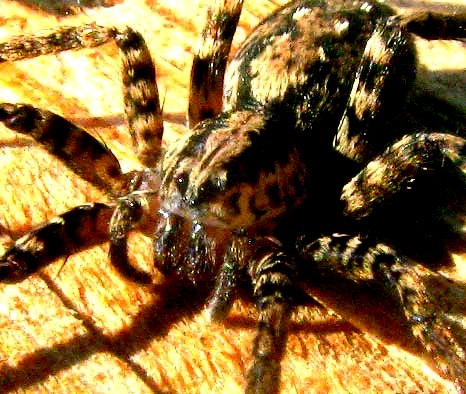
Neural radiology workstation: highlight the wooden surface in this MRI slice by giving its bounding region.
[0,0,464,393]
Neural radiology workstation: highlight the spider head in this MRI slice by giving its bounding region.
[159,110,307,229]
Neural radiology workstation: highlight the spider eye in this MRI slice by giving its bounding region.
[190,173,227,208]
[176,172,190,195]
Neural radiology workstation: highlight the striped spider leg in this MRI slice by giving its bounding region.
[0,23,166,284]
[0,0,241,286]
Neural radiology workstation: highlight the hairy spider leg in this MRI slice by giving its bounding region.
[0,103,127,195]
[207,234,250,322]
[113,27,164,167]
[0,23,164,167]
[246,237,296,394]
[0,101,160,282]
[0,23,167,283]
[0,203,113,283]
[296,233,466,387]
[188,0,244,128]
[206,234,298,393]
[342,133,466,219]
[341,132,466,262]
[0,24,115,62]
[109,188,156,284]
[334,15,415,163]
[207,235,298,394]
[202,233,298,393]
[335,10,466,163]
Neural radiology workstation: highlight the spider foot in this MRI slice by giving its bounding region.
[0,247,41,284]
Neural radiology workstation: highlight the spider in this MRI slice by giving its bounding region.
[0,0,465,392]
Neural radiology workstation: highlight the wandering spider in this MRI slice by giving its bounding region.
[0,0,465,392]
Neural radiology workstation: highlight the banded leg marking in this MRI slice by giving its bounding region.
[207,234,249,322]
[247,238,296,394]
[114,28,164,167]
[188,0,244,127]
[335,11,466,163]
[0,103,127,195]
[0,24,164,167]
[342,132,466,219]
[0,24,115,62]
[0,203,113,283]
[335,17,415,163]
[296,233,466,386]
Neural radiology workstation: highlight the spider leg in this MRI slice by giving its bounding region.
[0,203,113,283]
[113,27,164,167]
[246,237,296,394]
[188,0,244,128]
[297,233,466,387]
[334,16,416,163]
[0,24,164,167]
[342,132,466,263]
[402,11,466,40]
[0,24,115,62]
[342,132,466,220]
[207,234,249,322]
[109,192,153,284]
[0,103,127,195]
[335,11,466,163]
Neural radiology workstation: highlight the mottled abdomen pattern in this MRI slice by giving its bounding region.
[224,0,414,158]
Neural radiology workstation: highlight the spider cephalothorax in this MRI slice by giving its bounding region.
[0,0,465,392]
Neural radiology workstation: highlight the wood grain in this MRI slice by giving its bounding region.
[0,0,464,392]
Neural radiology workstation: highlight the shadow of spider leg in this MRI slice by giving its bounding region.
[0,23,165,284]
